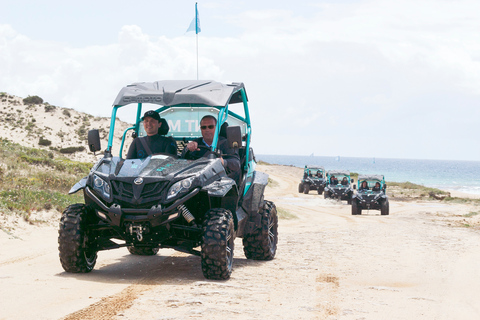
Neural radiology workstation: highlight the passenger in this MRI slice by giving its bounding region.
[126,110,177,159]
[359,181,369,191]
[184,115,240,180]
[341,177,349,186]
[372,182,381,192]
[316,171,322,177]
[330,175,338,185]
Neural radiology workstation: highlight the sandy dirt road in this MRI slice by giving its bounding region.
[1,164,480,319]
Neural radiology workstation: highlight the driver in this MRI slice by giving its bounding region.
[126,110,177,159]
[341,177,349,185]
[184,115,240,179]
[360,181,369,191]
[330,175,338,185]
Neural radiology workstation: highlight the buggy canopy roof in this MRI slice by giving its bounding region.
[327,170,350,175]
[112,80,247,107]
[305,165,324,170]
[358,174,384,181]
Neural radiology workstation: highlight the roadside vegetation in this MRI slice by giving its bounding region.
[0,138,91,223]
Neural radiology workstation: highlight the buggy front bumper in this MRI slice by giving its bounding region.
[85,186,200,227]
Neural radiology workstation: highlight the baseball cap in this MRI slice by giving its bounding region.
[142,110,161,122]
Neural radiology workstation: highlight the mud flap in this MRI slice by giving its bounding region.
[240,171,268,235]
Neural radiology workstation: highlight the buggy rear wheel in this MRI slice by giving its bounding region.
[317,187,324,195]
[201,208,235,280]
[243,200,278,260]
[58,204,98,273]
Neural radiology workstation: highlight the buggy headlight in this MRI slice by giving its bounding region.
[167,177,194,200]
[93,174,111,199]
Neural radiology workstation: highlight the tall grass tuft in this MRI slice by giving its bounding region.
[0,138,90,221]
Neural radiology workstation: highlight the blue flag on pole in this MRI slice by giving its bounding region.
[186,3,201,34]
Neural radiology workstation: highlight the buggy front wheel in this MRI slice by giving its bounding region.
[381,200,390,215]
[303,184,310,194]
[201,208,235,280]
[58,204,98,273]
[298,183,304,193]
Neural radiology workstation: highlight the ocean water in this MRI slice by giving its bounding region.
[256,154,480,195]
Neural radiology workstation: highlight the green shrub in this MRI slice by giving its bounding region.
[38,137,52,146]
[59,146,85,154]
[44,105,55,112]
[23,95,43,105]
[63,109,71,117]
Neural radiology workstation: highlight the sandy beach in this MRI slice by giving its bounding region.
[1,163,480,319]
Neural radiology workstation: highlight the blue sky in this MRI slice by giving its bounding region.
[1,0,479,161]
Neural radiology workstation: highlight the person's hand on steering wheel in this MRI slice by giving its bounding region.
[183,141,224,164]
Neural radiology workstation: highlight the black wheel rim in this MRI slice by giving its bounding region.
[267,214,277,254]
[226,223,234,270]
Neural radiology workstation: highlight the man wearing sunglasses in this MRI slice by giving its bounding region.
[126,110,177,159]
[184,115,240,179]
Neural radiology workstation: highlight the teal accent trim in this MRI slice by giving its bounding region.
[120,126,135,158]
[240,88,252,172]
[107,106,119,152]
[135,103,142,134]
[213,107,229,150]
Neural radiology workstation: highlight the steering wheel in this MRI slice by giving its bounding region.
[182,145,219,160]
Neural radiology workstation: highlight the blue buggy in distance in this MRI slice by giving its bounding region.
[351,174,389,215]
[298,165,326,194]
[324,170,354,203]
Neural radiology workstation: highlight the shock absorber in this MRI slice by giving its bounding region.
[178,204,195,224]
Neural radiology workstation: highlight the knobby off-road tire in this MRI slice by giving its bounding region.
[324,191,330,199]
[298,183,304,193]
[58,204,98,273]
[201,208,235,280]
[303,184,310,194]
[352,201,361,215]
[381,200,390,215]
[127,246,159,255]
[317,187,324,195]
[243,200,278,261]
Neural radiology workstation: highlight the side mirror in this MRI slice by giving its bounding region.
[383,184,387,190]
[353,185,356,190]
[226,126,242,149]
[88,129,101,153]
[351,179,354,183]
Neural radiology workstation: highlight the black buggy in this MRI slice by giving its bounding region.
[324,170,354,203]
[298,165,326,194]
[58,80,278,280]
[351,174,389,215]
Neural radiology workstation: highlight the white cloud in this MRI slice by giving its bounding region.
[1,0,480,160]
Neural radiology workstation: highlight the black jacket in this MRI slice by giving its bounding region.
[185,137,240,176]
[126,134,177,159]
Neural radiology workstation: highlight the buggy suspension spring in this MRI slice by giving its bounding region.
[178,204,195,223]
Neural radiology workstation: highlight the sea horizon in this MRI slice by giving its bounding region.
[256,154,480,195]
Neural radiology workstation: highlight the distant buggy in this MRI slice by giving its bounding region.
[298,165,326,194]
[324,170,354,203]
[351,174,389,215]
